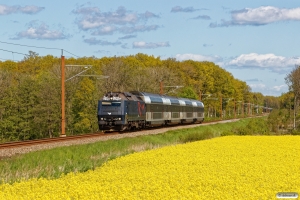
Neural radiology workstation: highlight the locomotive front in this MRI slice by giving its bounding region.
[97,92,126,131]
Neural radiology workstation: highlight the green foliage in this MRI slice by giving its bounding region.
[179,128,214,143]
[33,71,61,138]
[72,78,97,134]
[267,109,290,133]
[178,86,198,99]
[0,52,280,142]
[279,92,294,110]
[234,118,270,135]
[290,129,300,135]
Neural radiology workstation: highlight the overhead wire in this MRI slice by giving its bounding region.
[0,48,29,56]
[63,49,79,58]
[0,57,19,62]
[0,41,60,50]
[0,40,80,58]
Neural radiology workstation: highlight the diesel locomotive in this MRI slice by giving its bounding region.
[97,91,204,132]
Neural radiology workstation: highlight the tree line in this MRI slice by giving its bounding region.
[268,65,300,134]
[0,52,280,142]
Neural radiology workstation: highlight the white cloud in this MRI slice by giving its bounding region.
[248,83,287,96]
[119,25,159,34]
[192,15,211,20]
[133,41,170,49]
[14,22,68,40]
[245,78,260,82]
[79,19,106,30]
[84,37,121,46]
[175,53,223,63]
[249,83,266,89]
[74,6,138,30]
[119,35,137,40]
[227,53,300,73]
[92,26,117,35]
[272,84,287,91]
[73,5,160,40]
[210,6,300,27]
[232,6,300,25]
[91,25,159,36]
[72,6,100,15]
[0,4,44,15]
[171,6,199,13]
[140,11,159,19]
[19,6,44,14]
[73,6,159,33]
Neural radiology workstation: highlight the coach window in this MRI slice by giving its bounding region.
[146,104,152,112]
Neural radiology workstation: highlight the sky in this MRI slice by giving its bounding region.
[1,0,300,97]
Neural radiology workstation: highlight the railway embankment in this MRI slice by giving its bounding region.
[0,117,271,184]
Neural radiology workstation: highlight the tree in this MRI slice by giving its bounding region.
[285,65,300,129]
[0,53,274,141]
[72,78,98,134]
[17,75,37,140]
[18,51,41,74]
[0,69,14,141]
[33,70,61,138]
[100,57,131,92]
[178,87,198,99]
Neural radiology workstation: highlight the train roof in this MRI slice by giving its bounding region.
[102,92,143,101]
[131,91,204,107]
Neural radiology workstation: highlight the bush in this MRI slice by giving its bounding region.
[291,129,300,135]
[235,118,269,135]
[179,129,214,143]
[267,109,290,133]
[220,130,235,136]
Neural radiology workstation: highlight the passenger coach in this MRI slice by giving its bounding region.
[97,91,204,132]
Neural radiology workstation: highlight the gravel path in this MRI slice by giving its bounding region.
[0,119,239,158]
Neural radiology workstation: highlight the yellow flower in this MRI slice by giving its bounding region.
[0,136,299,200]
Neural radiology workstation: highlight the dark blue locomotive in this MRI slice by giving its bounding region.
[97,91,204,132]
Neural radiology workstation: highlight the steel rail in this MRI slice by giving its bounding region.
[0,132,110,149]
[0,117,261,149]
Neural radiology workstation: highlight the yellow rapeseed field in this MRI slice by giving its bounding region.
[0,136,299,200]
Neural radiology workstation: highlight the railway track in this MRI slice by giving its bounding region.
[0,122,215,150]
[0,132,117,149]
[0,117,259,150]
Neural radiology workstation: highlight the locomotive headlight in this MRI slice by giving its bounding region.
[118,118,121,120]
[100,118,103,120]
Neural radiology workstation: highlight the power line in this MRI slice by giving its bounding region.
[63,49,79,58]
[0,48,28,56]
[0,40,80,58]
[0,57,20,62]
[0,41,60,50]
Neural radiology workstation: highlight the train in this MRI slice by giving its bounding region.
[97,91,205,132]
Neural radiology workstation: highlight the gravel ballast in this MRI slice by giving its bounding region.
[0,119,239,158]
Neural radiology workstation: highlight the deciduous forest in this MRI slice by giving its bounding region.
[0,52,290,142]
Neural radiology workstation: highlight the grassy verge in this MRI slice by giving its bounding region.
[0,117,261,184]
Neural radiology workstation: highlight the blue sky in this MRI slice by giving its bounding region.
[1,0,300,97]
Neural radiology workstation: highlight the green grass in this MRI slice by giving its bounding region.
[0,117,262,184]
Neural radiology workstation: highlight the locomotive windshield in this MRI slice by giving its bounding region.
[102,101,121,106]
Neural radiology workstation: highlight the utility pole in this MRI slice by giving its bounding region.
[293,96,296,129]
[160,81,163,95]
[159,81,182,95]
[61,53,66,137]
[60,59,108,137]
[234,99,236,119]
[199,90,202,100]
[242,101,244,118]
[220,95,222,119]
[248,102,251,116]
